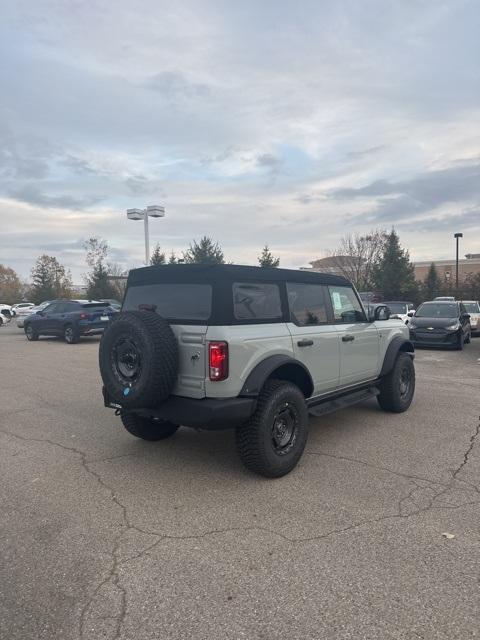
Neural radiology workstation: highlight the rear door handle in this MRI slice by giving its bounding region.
[297,339,314,347]
[342,334,355,342]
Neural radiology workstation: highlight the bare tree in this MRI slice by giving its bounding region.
[328,229,387,290]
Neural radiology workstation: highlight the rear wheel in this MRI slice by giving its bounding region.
[235,380,309,478]
[377,353,415,413]
[64,324,80,344]
[25,324,39,341]
[120,412,179,441]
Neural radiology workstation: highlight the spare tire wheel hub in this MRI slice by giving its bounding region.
[112,337,142,382]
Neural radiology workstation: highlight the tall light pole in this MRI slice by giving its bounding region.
[127,205,165,265]
[454,232,463,292]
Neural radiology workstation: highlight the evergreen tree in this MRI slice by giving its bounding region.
[83,237,117,300]
[423,262,440,299]
[168,251,177,264]
[258,245,280,268]
[150,244,166,265]
[372,230,417,300]
[183,236,225,264]
[30,255,73,304]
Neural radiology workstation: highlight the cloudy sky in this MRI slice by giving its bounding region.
[1,0,479,281]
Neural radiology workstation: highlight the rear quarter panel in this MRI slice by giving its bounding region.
[205,323,294,398]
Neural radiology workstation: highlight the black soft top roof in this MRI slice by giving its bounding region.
[127,264,350,287]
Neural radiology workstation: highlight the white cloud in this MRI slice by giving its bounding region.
[1,0,479,280]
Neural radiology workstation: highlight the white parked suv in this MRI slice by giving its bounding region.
[100,265,415,477]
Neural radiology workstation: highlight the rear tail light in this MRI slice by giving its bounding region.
[209,341,228,381]
[79,312,91,320]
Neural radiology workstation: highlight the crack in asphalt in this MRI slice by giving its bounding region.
[452,418,480,480]
[306,450,449,488]
[2,417,480,639]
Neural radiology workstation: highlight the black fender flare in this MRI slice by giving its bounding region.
[240,355,314,398]
[380,336,415,377]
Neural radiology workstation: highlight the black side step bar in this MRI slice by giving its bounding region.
[308,387,379,418]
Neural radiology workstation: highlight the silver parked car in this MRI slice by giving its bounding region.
[16,301,52,328]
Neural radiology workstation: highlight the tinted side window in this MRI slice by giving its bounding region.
[44,303,60,314]
[55,303,69,314]
[328,286,366,323]
[287,283,328,326]
[233,283,282,320]
[123,284,212,321]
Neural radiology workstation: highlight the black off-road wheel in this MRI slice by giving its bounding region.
[25,324,39,341]
[235,380,309,478]
[121,412,179,441]
[377,353,415,413]
[99,311,178,409]
[64,324,80,344]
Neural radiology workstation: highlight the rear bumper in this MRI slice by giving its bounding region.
[103,387,256,431]
[79,321,109,335]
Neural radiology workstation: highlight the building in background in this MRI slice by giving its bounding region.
[413,254,480,285]
[300,256,358,277]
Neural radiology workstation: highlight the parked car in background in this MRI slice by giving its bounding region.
[100,298,122,311]
[16,301,52,328]
[383,301,415,325]
[0,304,14,326]
[460,300,480,335]
[359,291,383,303]
[24,299,118,343]
[11,302,35,316]
[409,300,471,350]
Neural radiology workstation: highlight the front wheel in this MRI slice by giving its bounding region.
[235,380,309,478]
[120,412,179,441]
[377,353,415,413]
[456,332,464,350]
[25,324,39,341]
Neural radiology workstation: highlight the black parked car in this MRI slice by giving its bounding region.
[408,301,471,350]
[24,299,118,343]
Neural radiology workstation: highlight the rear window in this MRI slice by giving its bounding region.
[233,282,282,320]
[123,283,212,321]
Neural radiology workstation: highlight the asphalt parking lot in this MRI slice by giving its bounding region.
[1,323,479,640]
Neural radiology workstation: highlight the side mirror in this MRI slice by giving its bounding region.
[407,310,415,317]
[373,305,390,321]
[36,310,45,316]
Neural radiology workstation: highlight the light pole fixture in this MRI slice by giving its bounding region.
[127,205,165,265]
[454,232,463,291]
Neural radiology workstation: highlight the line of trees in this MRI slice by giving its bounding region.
[0,237,282,304]
[3,231,479,305]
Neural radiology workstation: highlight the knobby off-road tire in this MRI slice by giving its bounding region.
[377,352,415,413]
[99,311,178,409]
[235,380,309,478]
[120,412,179,441]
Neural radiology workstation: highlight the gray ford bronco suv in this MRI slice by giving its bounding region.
[99,264,415,477]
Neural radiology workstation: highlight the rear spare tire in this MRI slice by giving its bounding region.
[99,311,178,409]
